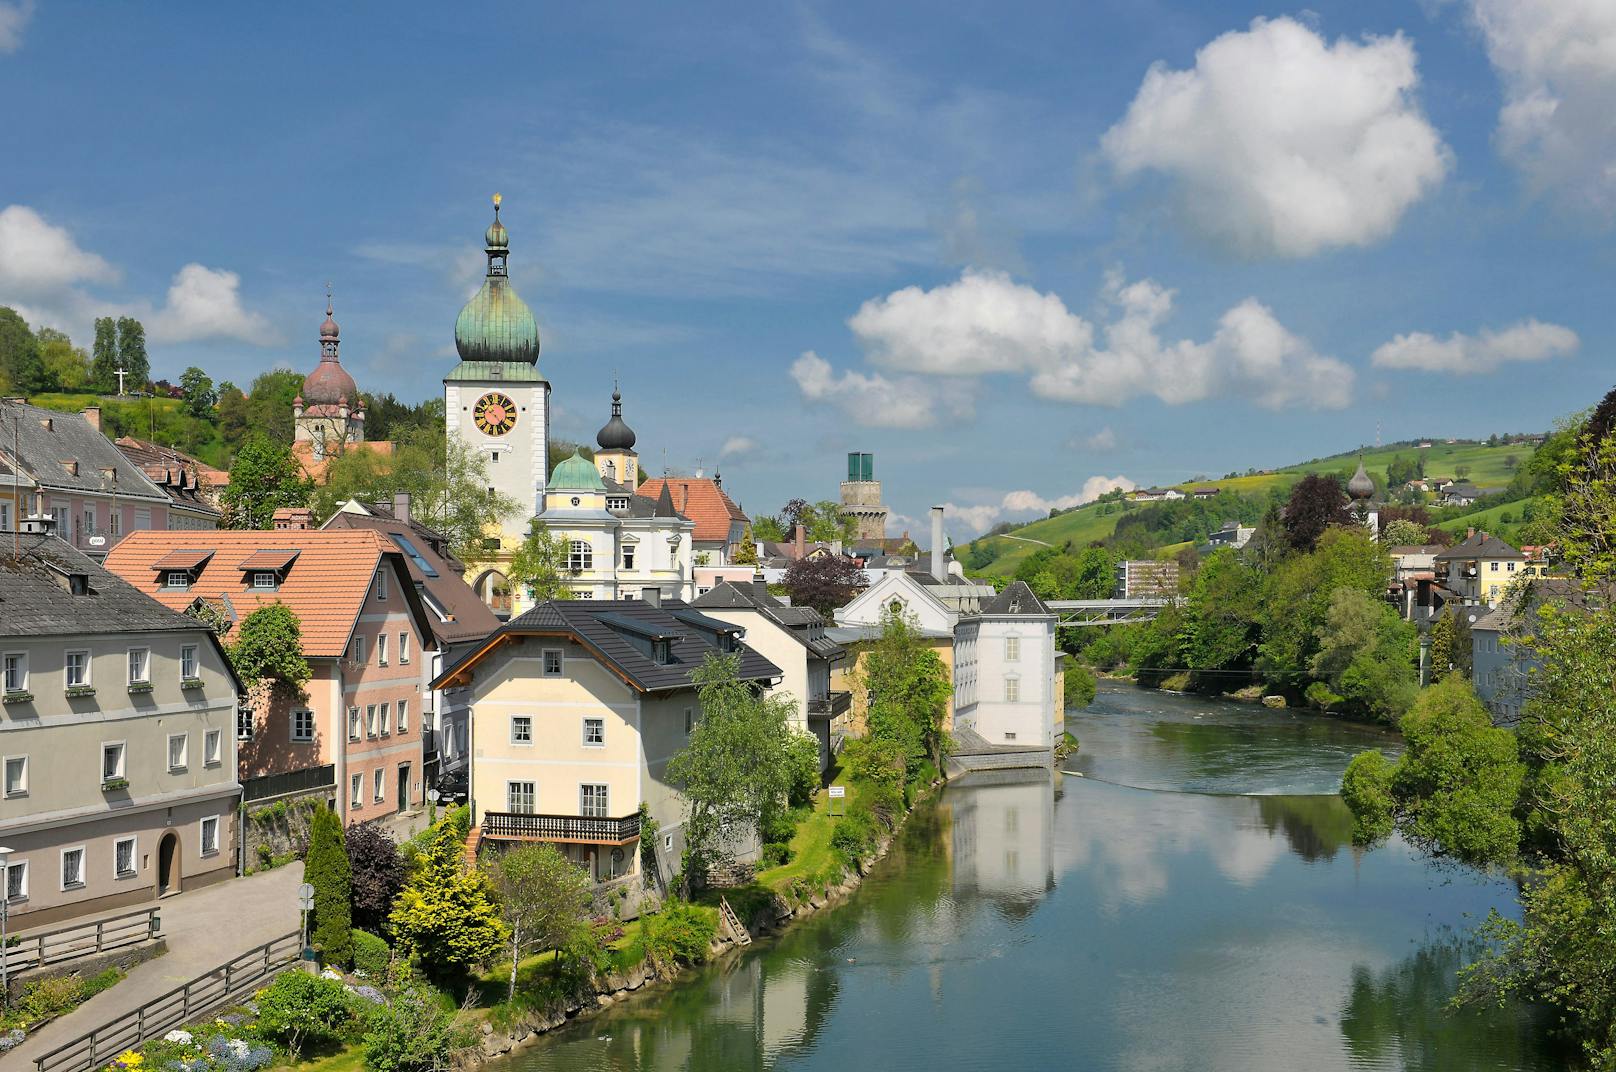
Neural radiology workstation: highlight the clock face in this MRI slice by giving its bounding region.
[473,392,517,436]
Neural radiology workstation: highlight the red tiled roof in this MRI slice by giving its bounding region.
[237,549,300,571]
[636,477,747,544]
[103,530,424,657]
[151,549,215,570]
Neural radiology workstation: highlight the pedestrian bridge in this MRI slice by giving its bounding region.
[1045,597,1176,627]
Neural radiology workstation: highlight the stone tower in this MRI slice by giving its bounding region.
[292,290,366,457]
[839,451,888,543]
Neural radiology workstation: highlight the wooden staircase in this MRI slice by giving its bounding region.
[718,896,752,946]
[464,825,483,867]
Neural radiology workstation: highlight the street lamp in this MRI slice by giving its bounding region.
[0,846,13,1009]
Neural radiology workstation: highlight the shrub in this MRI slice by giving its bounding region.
[637,901,716,974]
[306,805,353,967]
[352,929,392,978]
[361,985,456,1072]
[784,731,822,807]
[347,824,406,936]
[1063,664,1097,709]
[829,805,877,865]
[1341,750,1394,845]
[761,842,792,868]
[254,971,352,1057]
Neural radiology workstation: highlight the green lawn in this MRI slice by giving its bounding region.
[971,501,1136,577]
[1435,500,1532,542]
[26,391,228,467]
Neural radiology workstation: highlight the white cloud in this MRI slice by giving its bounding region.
[719,436,758,459]
[1083,426,1118,451]
[944,475,1136,535]
[147,264,276,345]
[790,351,973,429]
[1102,16,1450,256]
[1471,0,1616,220]
[0,0,34,53]
[0,205,118,296]
[1371,318,1579,373]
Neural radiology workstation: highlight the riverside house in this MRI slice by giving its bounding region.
[103,530,436,826]
[0,534,241,926]
[433,593,780,886]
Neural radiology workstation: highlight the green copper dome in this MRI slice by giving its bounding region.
[454,197,540,365]
[549,449,605,491]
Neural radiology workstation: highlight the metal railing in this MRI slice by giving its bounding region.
[481,810,641,844]
[241,764,335,803]
[2,908,161,975]
[807,691,853,718]
[33,930,301,1072]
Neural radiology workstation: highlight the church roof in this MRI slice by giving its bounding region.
[453,197,540,366]
[549,449,606,491]
[301,293,360,406]
[596,388,636,451]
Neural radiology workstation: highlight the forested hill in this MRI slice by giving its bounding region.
[963,435,1543,580]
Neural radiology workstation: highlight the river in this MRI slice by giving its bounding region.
[493,684,1567,1071]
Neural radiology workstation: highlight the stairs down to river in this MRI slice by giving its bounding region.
[719,897,752,945]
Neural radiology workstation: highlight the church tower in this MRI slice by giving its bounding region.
[444,195,550,599]
[593,384,639,489]
[293,290,366,457]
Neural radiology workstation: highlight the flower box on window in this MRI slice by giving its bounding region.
[101,776,129,792]
[1,690,32,705]
[66,685,97,699]
[127,682,154,694]
[181,678,205,691]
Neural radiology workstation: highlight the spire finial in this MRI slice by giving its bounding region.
[325,281,333,317]
[492,192,502,217]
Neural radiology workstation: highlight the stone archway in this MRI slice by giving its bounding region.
[473,570,513,616]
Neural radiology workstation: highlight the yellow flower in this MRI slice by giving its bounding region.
[112,1052,144,1069]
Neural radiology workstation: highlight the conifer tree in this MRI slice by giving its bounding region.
[389,820,506,981]
[305,804,353,967]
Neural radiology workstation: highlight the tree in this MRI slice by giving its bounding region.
[115,317,149,391]
[1380,518,1430,546]
[860,607,952,781]
[346,823,407,937]
[179,366,216,419]
[245,369,306,444]
[219,434,310,529]
[806,500,857,543]
[508,521,574,602]
[389,820,506,980]
[215,381,250,454]
[90,317,119,393]
[0,307,45,395]
[1258,527,1392,685]
[1282,474,1350,553]
[228,603,311,692]
[732,524,758,565]
[361,984,456,1072]
[483,844,593,1003]
[1454,464,1472,481]
[304,804,353,966]
[1064,663,1097,709]
[667,653,801,888]
[1426,607,1472,681]
[782,553,862,615]
[1178,547,1263,682]
[1309,588,1417,723]
[36,327,90,391]
[255,971,352,1058]
[751,515,786,542]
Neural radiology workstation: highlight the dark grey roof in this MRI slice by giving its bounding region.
[1434,531,1525,561]
[692,581,844,660]
[322,511,498,646]
[0,533,222,637]
[434,597,781,693]
[981,580,1053,616]
[1472,578,1607,633]
[1,402,167,501]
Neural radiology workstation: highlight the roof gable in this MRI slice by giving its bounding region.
[636,477,746,543]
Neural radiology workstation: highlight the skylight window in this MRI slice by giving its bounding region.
[388,533,439,577]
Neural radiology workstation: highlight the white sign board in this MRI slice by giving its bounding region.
[828,786,846,798]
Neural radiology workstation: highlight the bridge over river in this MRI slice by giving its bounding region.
[1046,596,1176,626]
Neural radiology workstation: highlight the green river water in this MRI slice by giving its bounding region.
[492,683,1567,1071]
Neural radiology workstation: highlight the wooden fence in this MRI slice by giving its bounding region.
[2,908,161,976]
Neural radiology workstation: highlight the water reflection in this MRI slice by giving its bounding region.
[949,768,1057,914]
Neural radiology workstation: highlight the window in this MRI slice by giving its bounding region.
[350,636,366,664]
[3,652,25,693]
[375,569,389,601]
[0,502,8,530]
[167,732,188,771]
[165,571,191,590]
[507,781,535,813]
[348,706,361,740]
[109,510,120,537]
[61,847,85,890]
[292,708,315,742]
[568,540,593,571]
[200,816,220,856]
[542,649,563,676]
[378,634,388,666]
[399,632,411,664]
[1507,561,1517,572]
[115,837,136,878]
[397,700,409,733]
[684,708,694,735]
[511,716,533,745]
[204,729,222,766]
[1004,731,1018,742]
[5,859,28,901]
[1004,636,1020,662]
[237,707,254,741]
[366,705,378,738]
[1490,561,1499,572]
[380,702,391,735]
[180,645,198,680]
[4,754,27,796]
[102,741,125,781]
[1004,678,1020,703]
[622,544,636,570]
[580,783,609,818]
[373,767,385,803]
[583,717,605,747]
[66,650,90,688]
[128,647,150,685]
[351,773,363,807]
[251,571,277,589]
[652,639,671,665]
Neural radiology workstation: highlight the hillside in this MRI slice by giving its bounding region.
[966,437,1539,578]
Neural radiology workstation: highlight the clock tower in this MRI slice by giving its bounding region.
[444,195,550,612]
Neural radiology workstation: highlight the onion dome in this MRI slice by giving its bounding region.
[1348,457,1376,501]
[549,449,605,492]
[454,194,540,365]
[302,292,359,405]
[596,387,637,451]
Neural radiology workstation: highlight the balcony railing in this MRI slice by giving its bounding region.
[481,810,641,844]
[807,691,853,718]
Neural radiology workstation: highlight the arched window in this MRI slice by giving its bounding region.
[568,541,593,571]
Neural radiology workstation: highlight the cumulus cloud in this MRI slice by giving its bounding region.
[1371,319,1579,374]
[1083,426,1118,451]
[945,475,1136,535]
[1471,0,1616,220]
[719,436,758,459]
[147,264,276,345]
[0,205,118,296]
[790,351,973,429]
[1102,16,1450,256]
[0,0,34,53]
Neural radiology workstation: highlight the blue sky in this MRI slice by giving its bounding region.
[2,1,1613,538]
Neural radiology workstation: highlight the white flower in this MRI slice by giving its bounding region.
[227,1039,250,1059]
[163,1030,193,1044]
[319,967,342,980]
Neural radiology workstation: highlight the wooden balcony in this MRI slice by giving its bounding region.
[807,690,853,719]
[480,810,641,845]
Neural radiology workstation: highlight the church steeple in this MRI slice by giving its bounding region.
[453,194,540,365]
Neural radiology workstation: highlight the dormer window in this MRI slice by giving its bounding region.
[251,571,278,590]
[236,549,298,589]
[166,571,191,590]
[653,639,672,665]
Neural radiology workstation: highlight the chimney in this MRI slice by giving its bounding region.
[794,524,806,561]
[1467,527,1475,539]
[641,587,662,608]
[393,493,412,525]
[930,506,946,583]
[82,405,100,431]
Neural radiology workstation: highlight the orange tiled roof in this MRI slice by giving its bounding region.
[636,477,747,544]
[103,529,407,657]
[291,440,395,483]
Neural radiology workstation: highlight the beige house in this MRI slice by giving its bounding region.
[1,536,242,927]
[433,594,780,885]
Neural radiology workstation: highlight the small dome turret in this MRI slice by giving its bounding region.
[454,194,540,365]
[1348,457,1376,501]
[549,449,605,492]
[596,387,637,451]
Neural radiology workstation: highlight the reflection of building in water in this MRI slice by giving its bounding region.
[711,952,839,1061]
[949,768,1056,915]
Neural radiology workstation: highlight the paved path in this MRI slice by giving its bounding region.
[8,863,304,1068]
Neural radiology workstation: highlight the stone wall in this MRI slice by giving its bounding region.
[242,794,323,870]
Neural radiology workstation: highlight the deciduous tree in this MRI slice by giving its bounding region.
[509,521,574,602]
[782,553,862,615]
[483,844,593,1003]
[0,307,45,395]
[36,327,90,391]
[219,434,310,529]
[179,366,216,418]
[346,823,406,937]
[115,317,149,390]
[1282,474,1350,553]
[1309,588,1417,723]
[90,316,119,393]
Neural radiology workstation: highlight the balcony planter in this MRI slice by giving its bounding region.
[1,690,32,705]
[66,685,97,699]
[101,777,129,792]
[181,678,205,691]
[127,682,154,695]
